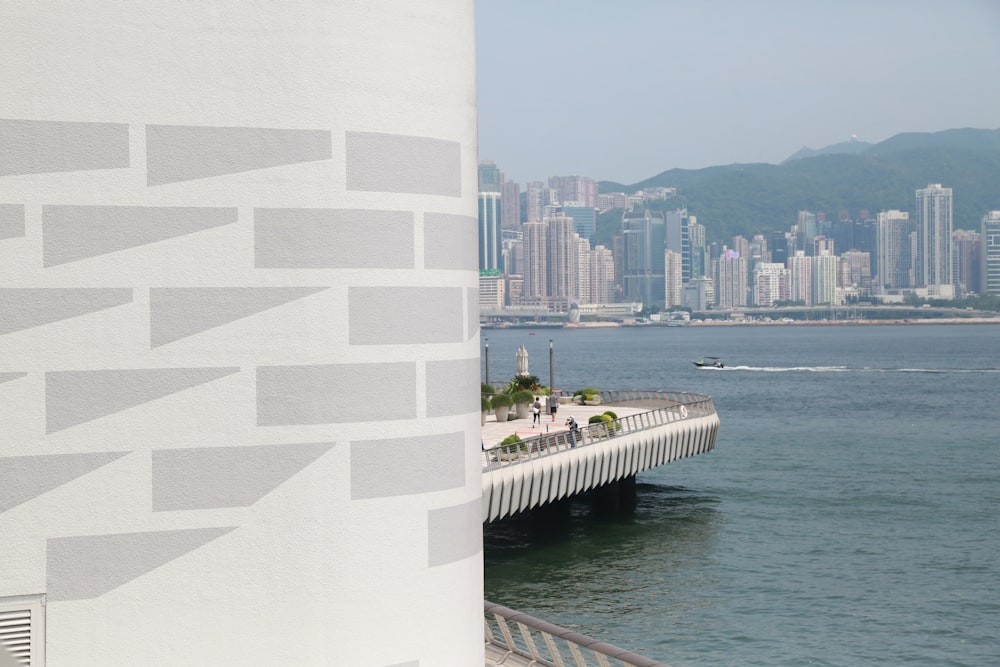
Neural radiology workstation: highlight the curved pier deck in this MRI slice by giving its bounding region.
[481,390,720,523]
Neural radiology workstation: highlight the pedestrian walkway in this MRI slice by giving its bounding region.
[481,398,643,449]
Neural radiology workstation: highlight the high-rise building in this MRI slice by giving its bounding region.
[546,213,579,309]
[951,229,980,295]
[666,209,691,283]
[770,231,789,267]
[753,262,790,306]
[788,251,813,305]
[915,183,954,298]
[839,250,872,295]
[664,249,683,307]
[525,181,546,222]
[561,202,598,239]
[478,191,502,271]
[501,178,521,230]
[621,210,666,309]
[589,245,616,304]
[714,251,748,309]
[478,160,502,192]
[548,175,597,207]
[1,2,482,665]
[812,252,838,305]
[982,211,1000,296]
[522,221,548,302]
[877,210,912,290]
[684,276,715,311]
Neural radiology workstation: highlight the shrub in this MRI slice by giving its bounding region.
[588,415,605,424]
[481,383,495,396]
[481,395,491,412]
[602,410,618,420]
[511,390,535,405]
[490,393,513,408]
[573,387,600,397]
[500,433,522,447]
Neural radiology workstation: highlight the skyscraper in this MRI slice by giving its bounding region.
[665,209,691,283]
[479,191,502,271]
[788,251,813,305]
[877,210,912,290]
[982,211,1000,296]
[501,177,521,230]
[714,251,748,309]
[621,210,666,309]
[915,183,954,298]
[664,249,683,307]
[478,160,502,192]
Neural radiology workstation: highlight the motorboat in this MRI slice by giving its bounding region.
[692,356,724,369]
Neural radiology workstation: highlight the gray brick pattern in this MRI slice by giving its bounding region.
[150,286,329,347]
[467,288,479,340]
[254,208,414,269]
[350,432,465,499]
[152,443,334,511]
[0,372,27,386]
[146,124,331,185]
[43,205,237,267]
[0,203,24,240]
[425,358,480,417]
[46,367,240,433]
[0,452,129,513]
[0,119,129,177]
[0,288,133,336]
[46,527,236,601]
[423,213,477,270]
[427,498,482,567]
[348,287,464,345]
[346,132,462,197]
[257,363,416,426]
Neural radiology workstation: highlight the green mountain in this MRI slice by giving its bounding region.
[597,128,1000,243]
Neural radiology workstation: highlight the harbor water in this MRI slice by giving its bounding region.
[482,324,1000,667]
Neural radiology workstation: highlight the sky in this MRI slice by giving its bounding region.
[475,0,1000,186]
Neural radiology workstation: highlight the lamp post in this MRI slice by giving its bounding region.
[484,337,489,386]
[549,339,554,393]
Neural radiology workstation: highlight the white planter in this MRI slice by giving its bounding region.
[493,405,509,422]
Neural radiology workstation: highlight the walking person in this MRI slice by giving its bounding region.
[548,394,558,422]
[532,397,542,425]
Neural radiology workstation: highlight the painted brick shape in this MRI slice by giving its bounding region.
[255,208,413,269]
[43,205,237,267]
[47,527,235,601]
[350,432,465,499]
[0,452,129,513]
[349,287,463,345]
[150,286,329,347]
[0,288,133,337]
[0,372,28,386]
[46,367,240,433]
[425,358,479,417]
[0,119,129,177]
[0,204,24,240]
[346,132,461,197]
[152,442,334,511]
[423,213,477,270]
[427,498,481,567]
[466,288,479,340]
[257,363,415,426]
[146,124,332,185]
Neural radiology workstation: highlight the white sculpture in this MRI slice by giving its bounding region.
[516,344,529,376]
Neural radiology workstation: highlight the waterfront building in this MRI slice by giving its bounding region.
[0,2,482,665]
[622,210,667,309]
[876,210,912,290]
[788,251,813,305]
[546,213,580,311]
[982,211,1000,296]
[590,245,616,304]
[522,221,548,302]
[684,275,715,311]
[952,229,981,295]
[839,250,873,295]
[688,216,706,277]
[664,249,683,307]
[714,251,748,309]
[480,273,506,309]
[915,183,955,299]
[479,191,503,271]
[812,252,839,305]
[753,262,790,307]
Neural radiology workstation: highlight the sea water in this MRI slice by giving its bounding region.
[482,324,1000,667]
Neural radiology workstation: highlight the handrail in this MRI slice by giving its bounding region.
[484,600,672,667]
[482,392,714,472]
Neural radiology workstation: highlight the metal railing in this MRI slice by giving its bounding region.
[484,600,672,667]
[481,392,714,472]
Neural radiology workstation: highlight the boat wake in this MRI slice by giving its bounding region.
[725,365,1000,374]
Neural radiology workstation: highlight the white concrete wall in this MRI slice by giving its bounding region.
[0,2,482,665]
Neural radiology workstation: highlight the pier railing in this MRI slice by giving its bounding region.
[482,392,714,472]
[484,600,672,667]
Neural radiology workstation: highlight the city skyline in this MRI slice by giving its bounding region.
[476,0,1000,185]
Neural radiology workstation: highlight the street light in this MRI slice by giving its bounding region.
[484,337,489,386]
[549,339,554,393]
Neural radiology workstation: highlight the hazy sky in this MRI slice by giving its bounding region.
[475,0,1000,186]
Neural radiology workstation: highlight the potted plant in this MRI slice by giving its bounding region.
[573,387,601,405]
[497,433,523,461]
[490,393,513,423]
[511,389,535,419]
[481,395,492,425]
